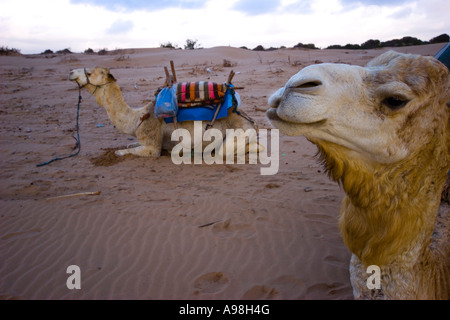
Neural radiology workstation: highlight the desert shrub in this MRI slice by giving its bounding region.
[184,39,199,50]
[293,43,319,49]
[98,48,108,55]
[381,36,423,47]
[56,48,73,54]
[429,34,449,44]
[0,46,21,55]
[326,34,449,50]
[160,42,177,49]
[360,39,381,49]
[223,59,237,67]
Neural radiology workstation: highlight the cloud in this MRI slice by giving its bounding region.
[230,0,408,16]
[107,19,134,34]
[232,0,281,15]
[340,0,408,6]
[70,0,206,11]
[2,0,449,54]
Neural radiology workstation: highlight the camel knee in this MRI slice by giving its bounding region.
[115,149,130,157]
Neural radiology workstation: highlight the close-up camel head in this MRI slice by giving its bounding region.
[267,50,449,299]
[267,51,449,165]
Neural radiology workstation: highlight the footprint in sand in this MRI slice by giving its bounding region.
[242,275,307,299]
[306,282,351,298]
[193,272,230,294]
[242,285,279,299]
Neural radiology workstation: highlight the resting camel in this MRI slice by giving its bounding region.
[68,67,259,157]
[267,51,450,300]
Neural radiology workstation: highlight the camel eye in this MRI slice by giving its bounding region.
[382,96,409,110]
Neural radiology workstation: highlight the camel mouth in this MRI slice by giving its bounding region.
[266,108,286,124]
[68,76,84,89]
[266,107,326,127]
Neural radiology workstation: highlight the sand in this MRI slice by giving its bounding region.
[0,43,446,300]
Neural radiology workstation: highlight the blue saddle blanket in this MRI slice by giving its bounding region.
[162,86,240,124]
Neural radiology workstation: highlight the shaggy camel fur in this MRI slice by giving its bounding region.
[69,67,259,157]
[267,51,450,299]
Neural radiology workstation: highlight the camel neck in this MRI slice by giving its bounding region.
[92,83,140,136]
[343,154,445,267]
[317,140,447,267]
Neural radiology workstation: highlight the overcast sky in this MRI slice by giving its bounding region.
[1,0,448,54]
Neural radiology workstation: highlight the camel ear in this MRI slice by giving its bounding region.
[367,50,403,68]
[108,73,117,82]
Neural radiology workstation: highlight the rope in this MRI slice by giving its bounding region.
[230,86,256,125]
[36,86,82,167]
[36,69,115,167]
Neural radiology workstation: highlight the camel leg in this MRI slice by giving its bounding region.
[115,145,161,157]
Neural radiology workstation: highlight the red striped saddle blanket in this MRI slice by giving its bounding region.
[176,82,227,107]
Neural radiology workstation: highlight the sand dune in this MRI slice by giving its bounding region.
[0,43,445,300]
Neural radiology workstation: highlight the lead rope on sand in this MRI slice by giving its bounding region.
[36,85,82,167]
